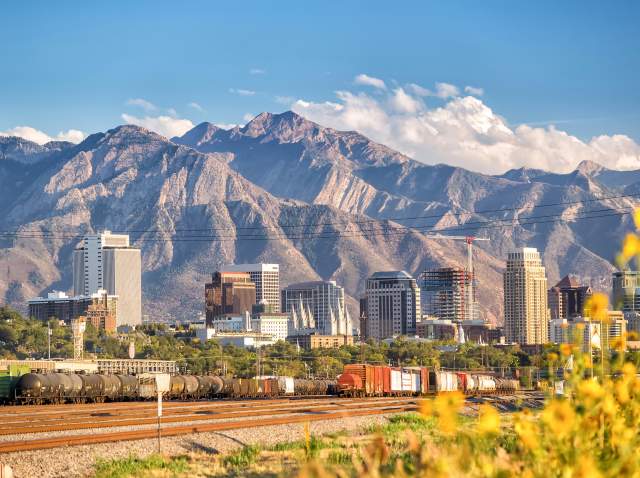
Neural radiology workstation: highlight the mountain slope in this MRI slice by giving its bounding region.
[1,112,637,325]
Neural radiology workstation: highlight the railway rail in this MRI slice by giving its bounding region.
[0,397,412,435]
[0,398,419,453]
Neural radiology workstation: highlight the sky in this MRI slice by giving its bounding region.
[0,0,639,174]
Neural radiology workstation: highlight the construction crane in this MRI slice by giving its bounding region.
[424,235,490,321]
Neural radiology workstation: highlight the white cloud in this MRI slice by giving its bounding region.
[243,113,255,122]
[354,74,387,90]
[406,82,460,99]
[250,68,266,75]
[464,86,484,96]
[166,108,178,117]
[188,102,204,112]
[126,98,157,112]
[0,126,85,145]
[121,114,194,139]
[229,88,256,96]
[288,80,640,174]
[434,82,460,99]
[275,95,295,105]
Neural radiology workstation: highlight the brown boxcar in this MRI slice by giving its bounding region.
[420,368,429,394]
[373,366,384,396]
[342,364,375,395]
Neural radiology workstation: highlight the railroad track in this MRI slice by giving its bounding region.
[0,399,419,453]
[0,397,412,435]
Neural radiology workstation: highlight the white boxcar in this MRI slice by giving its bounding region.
[277,376,295,395]
[408,369,421,393]
[390,368,403,393]
[473,375,496,392]
[437,371,458,392]
[401,370,412,391]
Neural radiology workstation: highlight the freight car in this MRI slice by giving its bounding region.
[337,365,522,398]
[338,365,430,397]
[11,371,338,405]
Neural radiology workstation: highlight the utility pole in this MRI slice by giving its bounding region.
[47,323,51,360]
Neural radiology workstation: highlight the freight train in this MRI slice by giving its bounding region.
[3,363,521,405]
[10,372,337,405]
[336,365,520,397]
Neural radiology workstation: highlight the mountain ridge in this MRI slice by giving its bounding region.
[1,111,638,325]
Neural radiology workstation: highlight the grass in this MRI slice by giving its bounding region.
[94,454,189,478]
[222,444,261,469]
[367,412,437,438]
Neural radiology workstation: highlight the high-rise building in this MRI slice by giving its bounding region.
[365,271,420,340]
[72,231,141,326]
[612,270,640,311]
[503,248,549,345]
[225,263,280,312]
[205,271,256,325]
[548,275,592,320]
[419,267,475,321]
[281,281,351,335]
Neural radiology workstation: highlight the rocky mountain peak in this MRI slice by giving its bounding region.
[173,122,221,147]
[575,159,606,176]
[241,110,320,142]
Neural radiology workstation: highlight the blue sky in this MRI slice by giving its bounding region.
[1,1,639,173]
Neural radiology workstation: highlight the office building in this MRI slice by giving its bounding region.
[286,334,354,350]
[420,267,475,321]
[28,289,118,332]
[251,314,290,342]
[82,290,118,333]
[29,291,88,324]
[72,231,141,326]
[281,281,351,335]
[503,248,549,345]
[225,263,280,312]
[548,275,592,320]
[364,271,421,340]
[612,270,640,311]
[205,271,256,325]
[416,318,457,341]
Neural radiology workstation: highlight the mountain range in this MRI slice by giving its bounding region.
[1,111,638,325]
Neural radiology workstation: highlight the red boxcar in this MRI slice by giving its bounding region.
[341,364,375,395]
[373,366,384,396]
[382,366,391,394]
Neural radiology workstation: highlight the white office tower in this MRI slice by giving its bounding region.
[282,280,350,335]
[503,247,549,345]
[365,271,421,340]
[226,263,280,312]
[73,230,141,326]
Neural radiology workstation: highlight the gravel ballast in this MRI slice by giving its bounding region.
[0,413,397,478]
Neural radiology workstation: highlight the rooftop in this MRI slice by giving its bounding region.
[369,271,413,280]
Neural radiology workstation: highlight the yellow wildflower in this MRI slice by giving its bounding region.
[541,400,575,437]
[612,336,626,352]
[477,404,500,435]
[418,399,433,417]
[433,391,464,434]
[583,293,609,322]
[572,456,603,478]
[622,233,640,260]
[627,330,639,341]
[514,415,538,450]
[560,343,573,357]
[634,208,640,230]
[622,362,636,380]
[578,379,604,401]
[548,352,559,362]
[615,381,630,404]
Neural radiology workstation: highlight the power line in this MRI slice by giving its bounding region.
[4,191,640,235]
[0,206,634,243]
